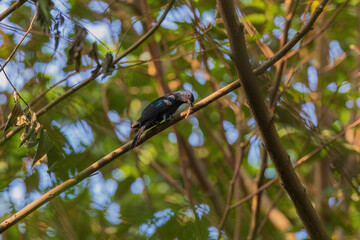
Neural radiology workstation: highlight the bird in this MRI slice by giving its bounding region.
[130,90,194,149]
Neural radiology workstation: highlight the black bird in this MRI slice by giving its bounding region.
[130,90,194,149]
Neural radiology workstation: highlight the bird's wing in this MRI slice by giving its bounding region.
[136,95,176,125]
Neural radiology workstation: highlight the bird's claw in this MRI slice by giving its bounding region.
[185,107,192,119]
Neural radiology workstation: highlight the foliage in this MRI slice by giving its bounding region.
[0,0,359,239]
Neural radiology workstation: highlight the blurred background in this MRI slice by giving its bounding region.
[0,0,359,239]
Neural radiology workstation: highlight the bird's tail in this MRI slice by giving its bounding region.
[129,125,146,150]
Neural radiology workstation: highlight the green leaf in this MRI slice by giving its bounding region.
[246,13,266,25]
[32,129,54,167]
[35,0,53,33]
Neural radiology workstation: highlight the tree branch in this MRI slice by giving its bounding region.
[217,142,244,232]
[247,148,268,240]
[253,0,329,75]
[0,0,328,144]
[0,10,37,108]
[113,0,175,65]
[0,78,240,233]
[216,0,330,239]
[0,0,333,232]
[283,0,349,61]
[2,34,359,233]
[0,0,28,22]
[229,115,360,210]
[0,0,176,145]
[269,0,298,108]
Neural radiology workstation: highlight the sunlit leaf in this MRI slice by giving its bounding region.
[246,13,266,25]
[19,110,41,149]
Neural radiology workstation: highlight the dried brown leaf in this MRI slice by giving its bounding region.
[19,111,41,149]
[101,52,115,79]
[53,14,64,54]
[67,25,87,72]
[89,42,100,65]
[3,94,26,135]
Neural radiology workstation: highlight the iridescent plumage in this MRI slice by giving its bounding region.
[130,90,194,149]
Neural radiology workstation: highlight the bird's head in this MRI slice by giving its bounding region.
[174,90,194,108]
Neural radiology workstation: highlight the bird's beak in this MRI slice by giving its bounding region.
[187,99,193,108]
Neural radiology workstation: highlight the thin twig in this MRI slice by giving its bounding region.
[239,7,279,70]
[0,10,37,75]
[0,78,240,233]
[256,189,285,237]
[229,116,360,210]
[26,67,93,110]
[253,0,329,75]
[149,157,218,229]
[0,0,176,144]
[135,153,153,207]
[149,159,187,195]
[249,3,297,236]
[217,0,330,238]
[2,50,359,234]
[217,143,245,234]
[283,0,349,62]
[0,68,30,109]
[197,112,233,164]
[0,10,37,108]
[0,0,335,232]
[197,36,235,161]
[269,0,298,107]
[247,149,268,240]
[115,16,144,58]
[175,128,204,239]
[229,178,278,209]
[113,0,176,65]
[0,0,326,145]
